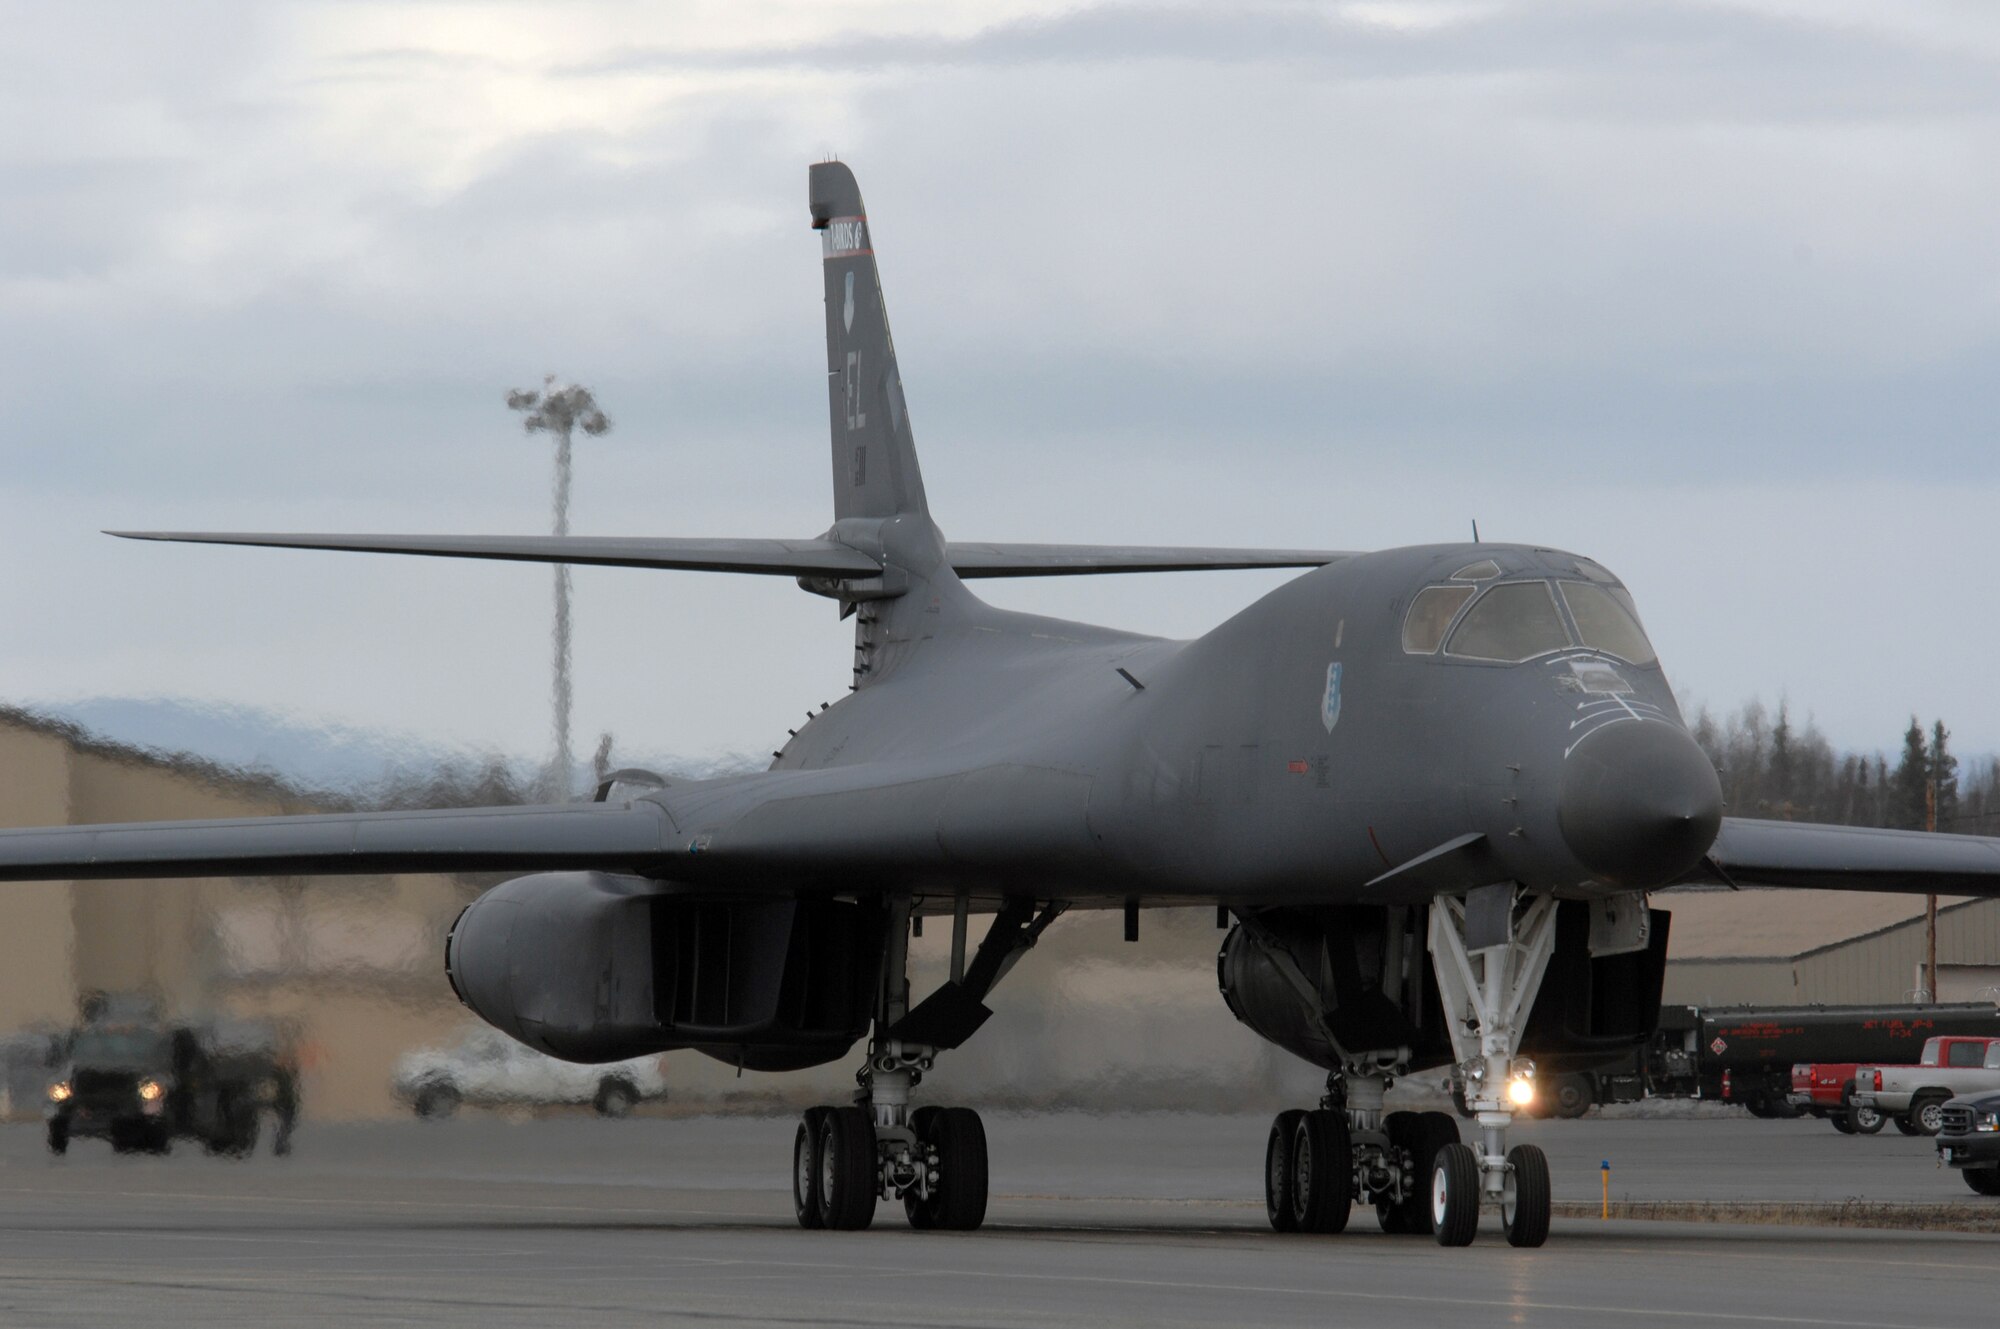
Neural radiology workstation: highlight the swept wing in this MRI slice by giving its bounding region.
[1699,817,2000,894]
[0,802,674,881]
[109,531,1350,578]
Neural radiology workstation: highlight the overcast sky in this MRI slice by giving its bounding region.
[4,0,1999,776]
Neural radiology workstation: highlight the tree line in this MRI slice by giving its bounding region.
[1689,700,1996,834]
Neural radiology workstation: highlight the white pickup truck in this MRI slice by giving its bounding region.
[393,1028,670,1119]
[1850,1036,2000,1136]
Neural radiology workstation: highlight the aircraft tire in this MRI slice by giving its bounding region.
[929,1107,989,1231]
[816,1105,878,1231]
[46,1120,68,1156]
[1962,1167,2000,1197]
[1393,1112,1461,1235]
[1291,1109,1352,1234]
[793,1106,831,1229]
[1430,1143,1480,1247]
[1502,1145,1551,1248]
[1265,1109,1305,1232]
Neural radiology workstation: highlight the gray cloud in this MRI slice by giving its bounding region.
[572,3,2000,121]
[5,0,2000,764]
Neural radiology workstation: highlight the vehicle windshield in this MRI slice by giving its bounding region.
[1445,582,1572,663]
[1559,582,1656,665]
[70,1029,170,1067]
[1402,585,1475,654]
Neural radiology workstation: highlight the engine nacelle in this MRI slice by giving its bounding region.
[1217,901,1671,1075]
[445,872,886,1068]
[1218,905,1438,1071]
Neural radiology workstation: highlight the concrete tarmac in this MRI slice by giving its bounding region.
[0,1112,1994,1327]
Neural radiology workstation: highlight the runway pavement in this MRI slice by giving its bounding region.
[0,1111,1993,1326]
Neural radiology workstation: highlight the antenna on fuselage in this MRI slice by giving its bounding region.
[1471,519,1481,543]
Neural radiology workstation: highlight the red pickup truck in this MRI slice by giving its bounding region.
[1788,1062,1885,1134]
[1851,1036,2000,1135]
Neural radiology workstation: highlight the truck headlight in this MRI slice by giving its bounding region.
[137,1079,165,1102]
[47,1082,71,1103]
[1976,1112,2000,1133]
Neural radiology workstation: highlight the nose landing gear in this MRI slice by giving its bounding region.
[1426,886,1557,1247]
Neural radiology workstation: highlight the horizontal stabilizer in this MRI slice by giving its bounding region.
[1698,817,2000,894]
[110,531,883,578]
[944,542,1351,577]
[0,803,674,882]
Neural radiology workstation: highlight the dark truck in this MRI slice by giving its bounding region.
[1543,1003,2000,1119]
[45,1018,298,1157]
[1935,1090,2000,1195]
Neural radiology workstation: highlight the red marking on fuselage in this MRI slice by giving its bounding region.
[1367,825,1394,867]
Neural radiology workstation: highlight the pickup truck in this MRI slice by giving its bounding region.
[393,1027,670,1119]
[1934,1091,2000,1195]
[1850,1036,2000,1136]
[1787,1062,1885,1134]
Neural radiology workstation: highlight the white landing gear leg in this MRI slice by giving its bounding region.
[1426,886,1557,1248]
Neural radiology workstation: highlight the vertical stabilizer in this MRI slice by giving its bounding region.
[810,162,929,522]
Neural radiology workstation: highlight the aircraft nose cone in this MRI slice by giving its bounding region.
[1559,722,1723,888]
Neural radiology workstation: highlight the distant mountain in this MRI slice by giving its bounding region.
[29,697,759,799]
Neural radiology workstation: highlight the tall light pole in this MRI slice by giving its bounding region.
[506,375,610,801]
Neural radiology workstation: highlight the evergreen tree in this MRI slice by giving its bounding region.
[1930,719,1959,829]
[1769,702,1795,816]
[1890,717,1929,830]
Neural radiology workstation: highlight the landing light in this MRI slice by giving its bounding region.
[1507,1075,1537,1108]
[137,1079,165,1102]
[47,1082,70,1103]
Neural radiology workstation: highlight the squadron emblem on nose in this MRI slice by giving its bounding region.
[1321,661,1343,732]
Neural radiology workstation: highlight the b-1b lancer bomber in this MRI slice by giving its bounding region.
[7,162,2000,1248]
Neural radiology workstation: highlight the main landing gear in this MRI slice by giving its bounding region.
[791,1062,992,1231]
[1263,1064,1465,1239]
[1259,886,1557,1248]
[790,895,1061,1232]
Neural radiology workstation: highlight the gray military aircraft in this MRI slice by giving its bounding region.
[7,161,2000,1247]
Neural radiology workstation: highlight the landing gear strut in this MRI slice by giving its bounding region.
[791,896,1061,1232]
[1426,885,1556,1247]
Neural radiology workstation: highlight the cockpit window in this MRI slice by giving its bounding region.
[1446,582,1572,662]
[1559,582,1656,665]
[1451,560,1501,581]
[1571,558,1618,584]
[1402,585,1476,653]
